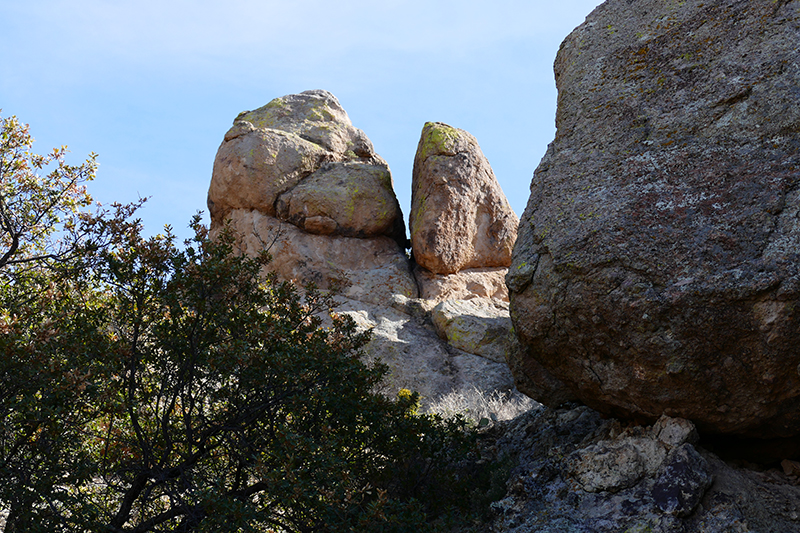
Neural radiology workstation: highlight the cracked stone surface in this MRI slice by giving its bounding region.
[507,0,800,438]
[483,407,800,533]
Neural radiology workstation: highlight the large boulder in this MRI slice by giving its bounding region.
[411,122,517,274]
[209,90,412,302]
[410,122,519,302]
[508,0,800,438]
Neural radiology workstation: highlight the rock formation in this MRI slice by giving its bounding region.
[208,90,412,306]
[507,0,800,438]
[484,404,800,532]
[208,91,518,404]
[411,122,519,302]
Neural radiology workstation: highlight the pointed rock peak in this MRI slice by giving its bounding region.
[416,122,467,158]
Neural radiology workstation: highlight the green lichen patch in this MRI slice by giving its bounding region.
[237,96,339,131]
[237,98,286,129]
[418,122,461,160]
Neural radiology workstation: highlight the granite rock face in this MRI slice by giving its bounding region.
[275,162,400,238]
[208,89,408,248]
[411,122,518,302]
[414,266,510,302]
[508,0,800,437]
[224,209,417,306]
[207,91,516,405]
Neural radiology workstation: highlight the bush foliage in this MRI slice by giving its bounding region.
[0,114,500,532]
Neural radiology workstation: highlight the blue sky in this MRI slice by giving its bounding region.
[1,1,603,241]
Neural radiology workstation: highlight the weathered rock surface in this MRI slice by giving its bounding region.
[504,347,579,409]
[209,90,412,303]
[225,208,417,306]
[208,121,328,220]
[209,89,407,248]
[207,91,516,405]
[483,406,800,533]
[414,266,509,303]
[411,122,519,302]
[335,297,513,402]
[431,299,519,364]
[508,0,800,437]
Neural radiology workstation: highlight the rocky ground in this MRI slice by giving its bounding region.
[475,404,800,533]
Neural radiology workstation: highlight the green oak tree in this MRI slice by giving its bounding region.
[0,112,96,273]
[0,112,115,532]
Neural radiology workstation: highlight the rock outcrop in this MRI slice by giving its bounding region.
[508,0,800,438]
[209,90,412,306]
[208,92,517,404]
[411,122,518,302]
[484,404,800,532]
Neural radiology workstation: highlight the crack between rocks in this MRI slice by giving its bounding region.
[587,362,605,392]
[713,86,753,108]
[410,265,425,301]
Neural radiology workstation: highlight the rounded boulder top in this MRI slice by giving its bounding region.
[233,89,373,156]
